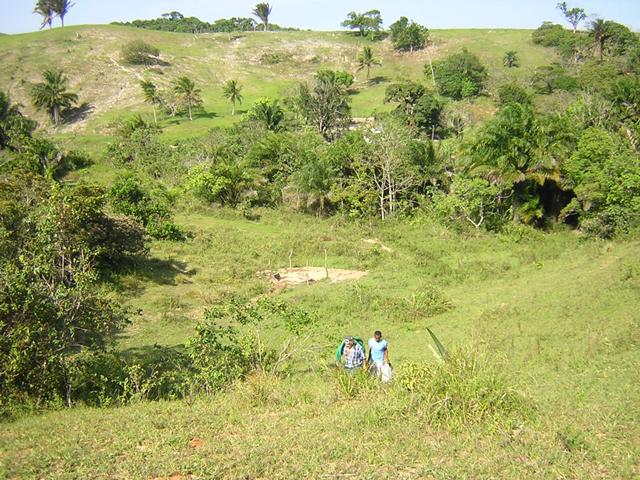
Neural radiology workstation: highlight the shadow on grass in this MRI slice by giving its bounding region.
[131,257,196,286]
[63,102,94,124]
[367,75,388,86]
[163,110,218,125]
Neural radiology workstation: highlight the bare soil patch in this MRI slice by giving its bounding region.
[260,267,367,287]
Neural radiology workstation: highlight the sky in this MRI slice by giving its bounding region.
[1,0,639,34]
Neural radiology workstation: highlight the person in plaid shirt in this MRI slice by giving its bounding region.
[339,336,365,374]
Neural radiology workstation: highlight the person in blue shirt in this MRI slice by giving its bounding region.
[367,330,389,378]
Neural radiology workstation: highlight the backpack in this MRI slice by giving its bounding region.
[335,337,365,363]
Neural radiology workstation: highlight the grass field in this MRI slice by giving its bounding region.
[1,207,639,478]
[1,25,638,479]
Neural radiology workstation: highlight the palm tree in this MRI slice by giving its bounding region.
[248,98,284,131]
[172,76,202,121]
[590,19,612,63]
[357,46,381,80]
[252,3,272,31]
[33,0,54,29]
[50,0,74,27]
[140,80,162,125]
[503,50,520,68]
[469,104,553,222]
[30,69,78,126]
[222,79,243,115]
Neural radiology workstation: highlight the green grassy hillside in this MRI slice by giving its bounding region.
[1,209,639,478]
[2,26,639,479]
[0,25,559,153]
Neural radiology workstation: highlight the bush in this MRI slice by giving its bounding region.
[532,22,569,47]
[120,40,161,66]
[497,83,532,107]
[396,347,531,429]
[431,48,488,100]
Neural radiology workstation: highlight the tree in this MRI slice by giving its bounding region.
[0,175,144,402]
[590,19,612,63]
[385,81,427,126]
[247,98,284,131]
[140,80,162,125]
[294,153,335,216]
[469,104,554,222]
[531,64,566,94]
[223,79,243,115]
[252,3,272,31]
[0,91,36,150]
[556,2,587,33]
[30,69,78,126]
[33,0,54,29]
[430,48,488,100]
[356,46,381,80]
[341,10,383,39]
[503,50,520,68]
[389,17,429,52]
[296,70,351,141]
[362,118,421,219]
[384,81,443,137]
[172,76,202,121]
[49,0,75,27]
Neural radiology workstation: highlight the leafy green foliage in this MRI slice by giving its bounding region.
[0,174,146,403]
[431,49,488,100]
[120,40,161,66]
[110,175,185,241]
[561,127,640,237]
[172,76,203,121]
[497,83,532,107]
[556,2,587,32]
[384,81,444,136]
[246,97,284,132]
[389,17,429,52]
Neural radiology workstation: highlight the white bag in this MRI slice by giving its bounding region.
[380,363,393,383]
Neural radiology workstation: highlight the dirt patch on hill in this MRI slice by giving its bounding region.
[260,267,367,287]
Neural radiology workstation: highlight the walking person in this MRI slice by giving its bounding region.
[336,336,366,374]
[367,330,390,379]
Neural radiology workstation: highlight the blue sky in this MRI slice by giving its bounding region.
[1,0,639,34]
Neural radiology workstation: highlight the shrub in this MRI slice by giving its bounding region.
[121,40,161,66]
[430,48,488,100]
[395,347,531,429]
[497,83,532,107]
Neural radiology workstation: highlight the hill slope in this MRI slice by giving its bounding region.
[0,25,559,150]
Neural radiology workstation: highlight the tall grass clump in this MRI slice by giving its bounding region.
[394,347,532,430]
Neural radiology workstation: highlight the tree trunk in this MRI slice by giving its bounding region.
[598,39,604,63]
[188,100,193,121]
[232,102,235,116]
[53,105,60,126]
[152,104,157,125]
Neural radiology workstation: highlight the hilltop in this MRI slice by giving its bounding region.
[0,25,559,149]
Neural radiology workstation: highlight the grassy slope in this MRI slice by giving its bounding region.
[2,26,639,478]
[0,26,559,155]
[1,210,639,478]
